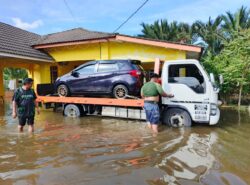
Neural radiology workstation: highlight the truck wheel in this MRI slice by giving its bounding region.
[57,84,70,97]
[64,104,83,117]
[163,108,192,127]
[113,85,128,99]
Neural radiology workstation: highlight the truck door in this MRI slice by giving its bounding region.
[163,63,209,121]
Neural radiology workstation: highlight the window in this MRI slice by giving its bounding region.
[97,63,118,73]
[168,64,205,93]
[118,62,130,70]
[76,64,95,75]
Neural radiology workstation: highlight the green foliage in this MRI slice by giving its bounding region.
[203,29,250,105]
[4,68,28,80]
[139,20,195,44]
[192,16,225,55]
[222,6,250,33]
[140,6,250,105]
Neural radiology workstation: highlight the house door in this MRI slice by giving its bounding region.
[50,66,58,83]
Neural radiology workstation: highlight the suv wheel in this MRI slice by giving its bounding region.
[113,85,128,99]
[57,84,70,97]
[163,108,192,127]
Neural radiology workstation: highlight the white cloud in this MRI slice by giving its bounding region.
[11,17,43,30]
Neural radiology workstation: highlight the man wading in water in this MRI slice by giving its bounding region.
[141,73,174,133]
[12,78,39,133]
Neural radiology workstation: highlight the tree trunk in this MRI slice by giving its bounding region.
[238,84,243,107]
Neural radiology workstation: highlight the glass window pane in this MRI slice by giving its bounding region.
[168,64,205,93]
[98,64,118,72]
[76,65,95,75]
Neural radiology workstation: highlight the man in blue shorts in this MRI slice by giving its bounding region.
[141,73,174,133]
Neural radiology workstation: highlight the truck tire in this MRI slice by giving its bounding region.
[163,108,192,127]
[113,85,128,99]
[57,84,70,97]
[64,104,83,117]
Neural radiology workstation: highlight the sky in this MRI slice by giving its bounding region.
[0,0,249,36]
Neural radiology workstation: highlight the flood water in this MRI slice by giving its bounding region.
[0,102,249,185]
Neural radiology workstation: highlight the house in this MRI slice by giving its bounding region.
[0,22,53,97]
[0,22,202,97]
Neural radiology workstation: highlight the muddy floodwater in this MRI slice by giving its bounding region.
[0,102,249,185]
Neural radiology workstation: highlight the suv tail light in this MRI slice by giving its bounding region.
[129,70,141,77]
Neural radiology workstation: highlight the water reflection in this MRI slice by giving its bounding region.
[156,130,218,183]
[0,104,249,185]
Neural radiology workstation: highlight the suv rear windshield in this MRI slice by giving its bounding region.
[132,64,144,71]
[130,60,143,71]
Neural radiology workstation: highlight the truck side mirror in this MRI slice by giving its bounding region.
[219,74,224,85]
[209,73,215,83]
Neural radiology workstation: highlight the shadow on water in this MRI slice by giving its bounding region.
[0,102,249,185]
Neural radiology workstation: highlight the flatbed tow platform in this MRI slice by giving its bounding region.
[37,96,144,107]
[37,96,146,120]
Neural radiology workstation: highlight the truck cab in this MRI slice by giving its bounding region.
[161,59,220,127]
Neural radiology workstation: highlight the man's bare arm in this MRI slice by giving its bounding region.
[156,83,174,98]
[161,92,174,98]
[12,101,17,118]
[141,91,144,98]
[35,100,40,115]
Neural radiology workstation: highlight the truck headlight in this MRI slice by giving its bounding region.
[210,103,217,116]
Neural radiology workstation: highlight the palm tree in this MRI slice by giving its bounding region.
[176,22,194,43]
[222,6,250,34]
[139,19,194,44]
[192,16,224,55]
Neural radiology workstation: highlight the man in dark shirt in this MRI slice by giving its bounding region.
[12,78,40,132]
[141,73,174,133]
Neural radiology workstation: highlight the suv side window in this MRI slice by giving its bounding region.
[168,64,205,93]
[97,63,118,73]
[76,64,95,75]
[118,62,131,70]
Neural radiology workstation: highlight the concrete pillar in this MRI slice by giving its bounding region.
[33,64,41,92]
[27,64,41,92]
[40,63,51,84]
[100,42,110,60]
[154,58,161,74]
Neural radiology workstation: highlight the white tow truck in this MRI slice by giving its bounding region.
[37,59,222,127]
[161,59,221,127]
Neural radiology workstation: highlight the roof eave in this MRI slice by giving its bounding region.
[0,52,53,62]
[33,35,202,53]
[115,35,202,53]
[33,36,117,49]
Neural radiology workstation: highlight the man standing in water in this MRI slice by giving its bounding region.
[12,78,39,133]
[141,73,173,133]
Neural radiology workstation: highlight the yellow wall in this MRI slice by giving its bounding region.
[47,41,186,63]
[46,43,102,62]
[109,42,186,62]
